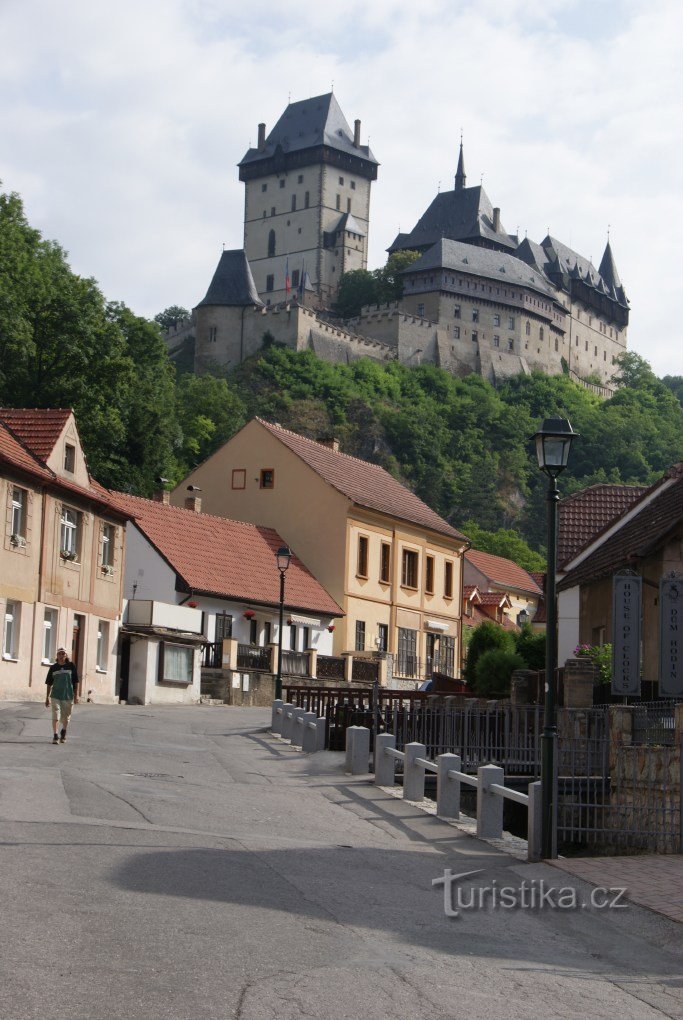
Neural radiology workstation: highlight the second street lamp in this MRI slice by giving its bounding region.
[275,545,292,702]
[531,415,578,860]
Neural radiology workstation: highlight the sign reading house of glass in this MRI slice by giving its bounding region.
[611,572,642,696]
[659,573,682,697]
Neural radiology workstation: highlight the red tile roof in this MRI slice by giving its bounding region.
[558,483,649,569]
[257,418,466,542]
[477,591,512,607]
[465,549,542,595]
[110,491,343,615]
[463,584,481,600]
[558,465,683,592]
[0,408,71,462]
[0,420,52,481]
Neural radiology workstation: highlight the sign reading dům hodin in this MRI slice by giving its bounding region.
[611,572,642,696]
[659,573,682,697]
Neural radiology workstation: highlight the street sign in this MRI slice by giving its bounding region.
[612,572,642,696]
[659,573,682,697]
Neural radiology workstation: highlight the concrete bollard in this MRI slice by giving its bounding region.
[403,742,427,801]
[290,708,306,747]
[281,703,295,741]
[476,764,505,839]
[301,712,318,753]
[314,716,326,751]
[374,733,396,786]
[436,753,462,819]
[527,780,542,862]
[345,726,370,775]
[271,699,284,734]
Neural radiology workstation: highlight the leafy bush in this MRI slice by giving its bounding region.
[515,624,546,670]
[475,649,526,697]
[463,621,514,686]
[574,643,612,683]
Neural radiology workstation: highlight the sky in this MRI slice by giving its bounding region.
[1,0,682,377]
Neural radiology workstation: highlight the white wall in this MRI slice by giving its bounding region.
[558,586,581,666]
[124,525,177,602]
[127,636,200,705]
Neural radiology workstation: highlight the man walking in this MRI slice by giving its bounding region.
[45,647,79,744]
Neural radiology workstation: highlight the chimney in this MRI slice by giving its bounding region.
[152,490,170,505]
[353,119,361,148]
[492,207,501,232]
[184,496,202,513]
[318,436,340,453]
[257,122,266,151]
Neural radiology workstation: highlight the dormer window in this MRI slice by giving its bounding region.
[64,444,75,473]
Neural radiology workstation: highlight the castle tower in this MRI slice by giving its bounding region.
[238,93,378,308]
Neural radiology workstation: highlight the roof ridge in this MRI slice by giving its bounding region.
[256,417,388,471]
[111,489,284,535]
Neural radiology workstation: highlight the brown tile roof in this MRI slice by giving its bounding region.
[0,408,71,462]
[0,420,52,481]
[465,549,542,595]
[110,491,343,615]
[463,584,481,600]
[558,483,649,569]
[478,591,512,607]
[558,465,683,591]
[257,418,466,542]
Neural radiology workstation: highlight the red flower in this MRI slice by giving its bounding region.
[243,610,255,619]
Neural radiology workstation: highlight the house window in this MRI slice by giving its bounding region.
[380,542,391,583]
[444,561,454,599]
[268,230,276,257]
[11,487,26,539]
[441,635,455,676]
[397,627,417,676]
[159,642,193,684]
[493,314,500,326]
[302,626,310,650]
[355,620,365,651]
[290,624,297,650]
[263,621,272,646]
[401,549,418,589]
[215,613,233,643]
[64,444,76,473]
[357,535,369,577]
[42,608,58,663]
[453,326,460,339]
[3,601,20,659]
[453,305,461,319]
[96,621,109,671]
[377,623,388,652]
[60,506,79,558]
[249,618,258,645]
[291,194,296,212]
[472,309,479,322]
[508,316,515,329]
[231,469,246,490]
[260,469,274,489]
[266,274,274,292]
[101,524,115,567]
[417,303,425,317]
[425,555,435,594]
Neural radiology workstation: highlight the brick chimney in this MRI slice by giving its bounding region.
[153,490,170,505]
[184,496,202,513]
[257,122,266,151]
[353,119,361,148]
[318,436,340,452]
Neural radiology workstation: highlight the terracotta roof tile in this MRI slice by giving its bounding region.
[0,408,71,462]
[465,549,542,595]
[258,419,466,542]
[110,492,343,615]
[477,591,512,607]
[0,420,52,480]
[558,483,648,569]
[558,465,683,591]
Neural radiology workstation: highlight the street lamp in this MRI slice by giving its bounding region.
[275,545,292,701]
[531,416,579,859]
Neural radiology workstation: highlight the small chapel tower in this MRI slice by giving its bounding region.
[238,93,378,308]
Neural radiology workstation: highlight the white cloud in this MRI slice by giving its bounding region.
[0,0,682,376]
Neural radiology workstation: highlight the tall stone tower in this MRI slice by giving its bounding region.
[238,93,378,308]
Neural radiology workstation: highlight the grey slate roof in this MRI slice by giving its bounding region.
[239,93,378,168]
[403,238,557,300]
[388,184,516,254]
[598,241,626,302]
[195,250,262,309]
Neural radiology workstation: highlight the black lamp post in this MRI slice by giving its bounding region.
[275,545,292,701]
[532,416,578,859]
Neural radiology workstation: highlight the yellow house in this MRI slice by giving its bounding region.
[0,409,129,702]
[172,418,468,682]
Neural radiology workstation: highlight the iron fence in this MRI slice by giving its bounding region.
[352,657,380,683]
[317,655,345,681]
[632,701,678,746]
[201,641,222,669]
[236,644,271,671]
[282,649,309,677]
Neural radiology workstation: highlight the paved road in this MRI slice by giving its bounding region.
[1,702,682,1020]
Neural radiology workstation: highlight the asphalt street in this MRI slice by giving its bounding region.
[0,701,682,1020]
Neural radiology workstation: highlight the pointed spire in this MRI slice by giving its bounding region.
[454,136,466,190]
[598,239,622,291]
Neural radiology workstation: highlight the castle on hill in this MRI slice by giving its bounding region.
[167,92,628,391]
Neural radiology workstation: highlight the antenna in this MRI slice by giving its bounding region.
[437,180,441,193]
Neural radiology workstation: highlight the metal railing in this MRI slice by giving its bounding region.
[236,644,271,671]
[281,649,309,676]
[201,641,222,669]
[317,655,345,680]
[351,657,379,683]
[632,701,678,746]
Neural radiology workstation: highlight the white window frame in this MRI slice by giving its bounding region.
[159,642,194,684]
[11,487,27,539]
[96,621,109,672]
[42,608,58,664]
[60,506,79,557]
[3,601,20,660]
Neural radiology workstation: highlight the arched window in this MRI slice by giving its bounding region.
[268,230,276,257]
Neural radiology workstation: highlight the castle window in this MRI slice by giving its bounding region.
[508,338,514,351]
[291,195,296,211]
[493,314,500,326]
[539,327,544,341]
[292,269,300,288]
[270,206,275,216]
[279,179,285,189]
[266,274,274,292]
[336,194,341,210]
[305,191,310,208]
[594,345,598,357]
[555,338,559,352]
[493,335,500,347]
[339,176,344,185]
[508,316,515,329]
[208,326,217,343]
[604,350,607,361]
[453,326,460,339]
[576,336,579,346]
[350,180,356,190]
[525,321,531,335]
[261,183,267,192]
[347,197,351,213]
[454,305,461,319]
[297,174,304,184]
[417,303,425,317]
[472,309,479,322]
[262,210,266,218]
[472,331,478,343]
[585,341,589,351]
[268,230,276,257]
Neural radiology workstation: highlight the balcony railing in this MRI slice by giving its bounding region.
[393,655,422,680]
[317,655,345,681]
[202,641,223,669]
[237,644,271,672]
[282,649,308,676]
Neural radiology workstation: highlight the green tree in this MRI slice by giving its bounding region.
[334,270,377,318]
[154,305,190,331]
[463,620,513,687]
[373,250,420,303]
[474,648,526,697]
[461,521,545,571]
[514,624,546,670]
